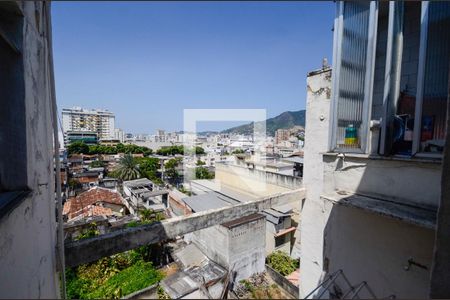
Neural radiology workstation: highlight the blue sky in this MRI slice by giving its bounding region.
[52,1,334,134]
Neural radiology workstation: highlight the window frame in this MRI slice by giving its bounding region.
[330,1,379,153]
[380,1,449,158]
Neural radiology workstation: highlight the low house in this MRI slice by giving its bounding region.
[262,205,296,255]
[63,187,126,221]
[71,170,102,190]
[122,178,168,214]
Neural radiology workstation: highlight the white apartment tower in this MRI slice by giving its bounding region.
[62,107,115,140]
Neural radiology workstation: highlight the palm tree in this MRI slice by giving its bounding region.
[116,153,141,180]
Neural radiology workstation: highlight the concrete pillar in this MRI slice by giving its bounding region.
[429,73,450,298]
[298,66,332,297]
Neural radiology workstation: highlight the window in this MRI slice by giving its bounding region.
[331,1,378,152]
[0,2,27,216]
[414,2,450,154]
[275,234,288,248]
[332,1,450,156]
[382,1,450,156]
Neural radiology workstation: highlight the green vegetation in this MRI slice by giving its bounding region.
[126,209,166,228]
[75,223,99,241]
[196,159,205,166]
[266,251,299,276]
[157,286,171,299]
[236,274,285,299]
[67,213,166,299]
[156,145,205,156]
[195,167,214,179]
[178,186,192,196]
[68,141,89,155]
[136,157,162,184]
[116,153,141,180]
[66,255,163,299]
[164,157,182,184]
[89,160,105,168]
[67,141,152,156]
[108,156,162,183]
[89,261,163,299]
[156,145,184,156]
[232,149,245,154]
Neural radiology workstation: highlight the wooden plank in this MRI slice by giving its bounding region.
[64,189,304,267]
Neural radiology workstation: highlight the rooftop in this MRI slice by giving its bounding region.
[183,192,240,212]
[63,187,125,220]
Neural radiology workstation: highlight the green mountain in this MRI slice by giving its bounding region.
[221,110,305,136]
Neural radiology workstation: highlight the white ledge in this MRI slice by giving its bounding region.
[321,191,437,230]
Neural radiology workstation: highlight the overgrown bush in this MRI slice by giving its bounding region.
[66,252,163,299]
[266,251,299,276]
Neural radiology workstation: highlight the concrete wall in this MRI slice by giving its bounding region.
[192,216,266,282]
[322,154,442,209]
[325,205,434,298]
[0,2,59,298]
[191,225,230,268]
[227,217,266,282]
[215,163,301,196]
[299,67,332,297]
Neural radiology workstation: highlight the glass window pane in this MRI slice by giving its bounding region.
[336,2,370,151]
[420,2,450,153]
[388,2,421,156]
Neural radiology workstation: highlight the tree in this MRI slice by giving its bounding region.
[196,159,205,166]
[136,157,162,184]
[116,154,141,181]
[195,146,205,155]
[68,141,89,155]
[164,157,182,183]
[156,145,184,156]
[232,149,245,154]
[195,167,214,179]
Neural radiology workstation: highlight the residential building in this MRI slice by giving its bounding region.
[275,128,290,144]
[114,128,125,143]
[122,178,168,214]
[65,130,98,145]
[62,107,115,141]
[262,205,296,255]
[155,129,166,142]
[300,2,450,298]
[63,187,126,222]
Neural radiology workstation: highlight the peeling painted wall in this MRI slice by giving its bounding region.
[0,2,59,298]
[191,217,266,282]
[298,67,332,297]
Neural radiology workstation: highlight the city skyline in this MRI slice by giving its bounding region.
[52,1,334,133]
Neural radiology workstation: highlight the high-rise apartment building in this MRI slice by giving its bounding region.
[62,107,115,141]
[114,128,125,143]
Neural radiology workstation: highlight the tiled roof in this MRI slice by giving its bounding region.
[82,205,114,218]
[63,187,124,220]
